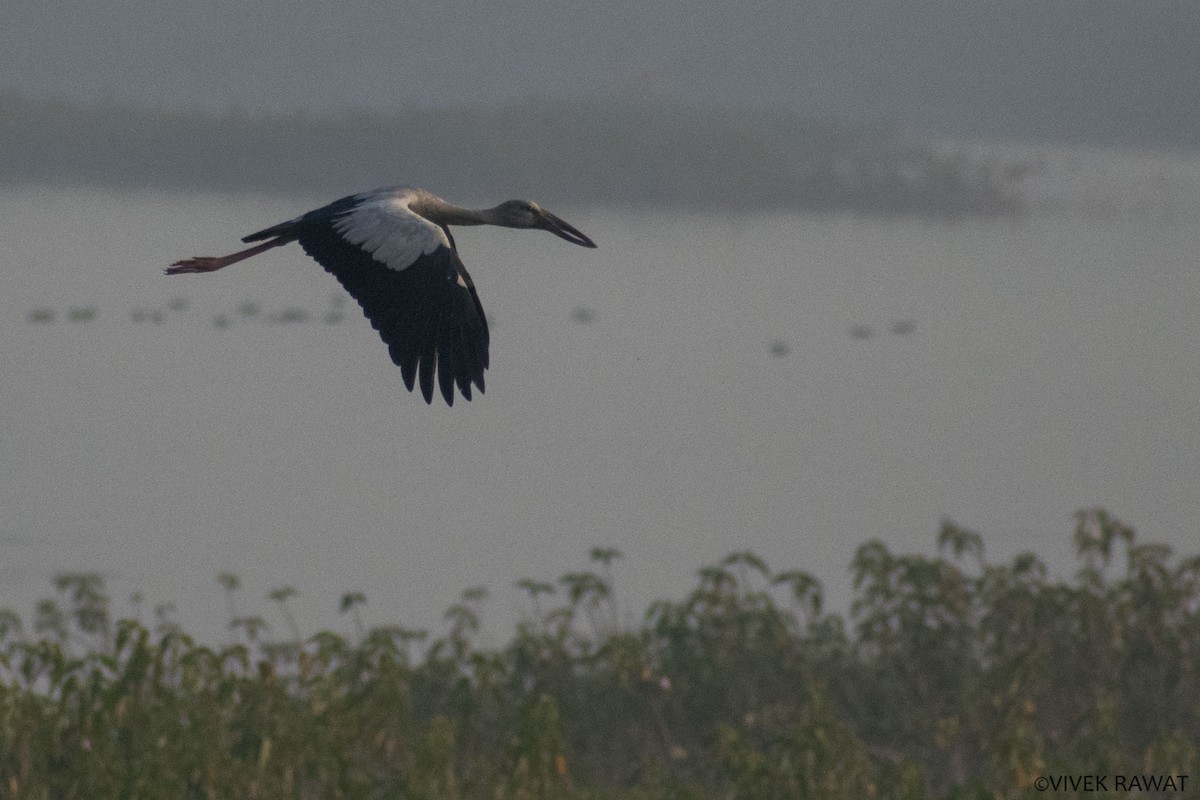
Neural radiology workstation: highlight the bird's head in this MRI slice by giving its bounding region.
[494,200,597,248]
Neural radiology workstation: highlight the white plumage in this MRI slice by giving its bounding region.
[331,190,450,271]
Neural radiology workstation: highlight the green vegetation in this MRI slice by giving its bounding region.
[0,90,1027,216]
[1,509,1195,798]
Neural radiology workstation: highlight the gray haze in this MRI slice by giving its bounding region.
[4,1,1200,147]
[2,2,1200,641]
[2,153,1199,641]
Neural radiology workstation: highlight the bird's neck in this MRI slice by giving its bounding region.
[423,204,501,227]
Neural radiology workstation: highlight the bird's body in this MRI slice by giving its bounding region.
[168,187,596,405]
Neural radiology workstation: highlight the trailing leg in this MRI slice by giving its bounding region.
[166,236,293,275]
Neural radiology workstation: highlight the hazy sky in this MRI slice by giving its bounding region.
[3,2,1199,638]
[5,1,1199,145]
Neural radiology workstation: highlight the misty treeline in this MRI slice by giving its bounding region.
[1,509,1196,798]
[0,90,1026,217]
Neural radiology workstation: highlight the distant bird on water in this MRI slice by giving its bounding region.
[167,187,597,405]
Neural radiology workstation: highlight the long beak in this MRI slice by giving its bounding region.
[540,210,597,248]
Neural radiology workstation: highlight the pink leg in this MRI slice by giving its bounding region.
[166,237,291,275]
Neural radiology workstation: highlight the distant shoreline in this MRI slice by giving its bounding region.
[1,91,1028,218]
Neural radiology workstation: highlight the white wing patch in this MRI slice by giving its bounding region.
[332,192,451,272]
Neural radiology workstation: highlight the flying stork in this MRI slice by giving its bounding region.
[167,187,597,405]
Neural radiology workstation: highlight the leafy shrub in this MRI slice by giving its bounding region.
[0,509,1195,798]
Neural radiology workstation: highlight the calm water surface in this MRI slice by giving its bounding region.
[2,149,1198,642]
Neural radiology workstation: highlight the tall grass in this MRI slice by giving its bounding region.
[1,509,1195,798]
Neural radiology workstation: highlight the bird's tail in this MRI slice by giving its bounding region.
[242,219,300,243]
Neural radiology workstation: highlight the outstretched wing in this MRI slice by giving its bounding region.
[275,191,490,405]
